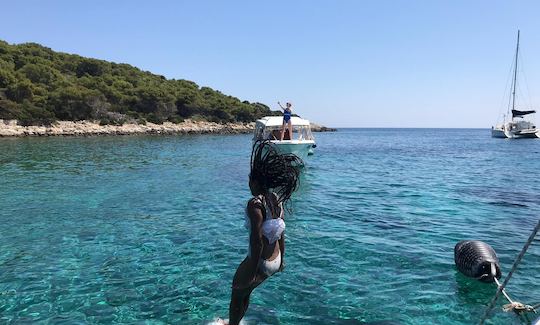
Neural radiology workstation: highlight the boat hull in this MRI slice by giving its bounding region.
[269,141,315,163]
[491,128,506,138]
[504,129,538,139]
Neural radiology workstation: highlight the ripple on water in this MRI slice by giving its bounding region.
[0,131,538,324]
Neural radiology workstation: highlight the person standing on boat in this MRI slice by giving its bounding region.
[278,101,293,140]
[225,140,302,325]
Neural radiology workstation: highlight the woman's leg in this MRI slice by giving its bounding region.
[287,121,293,140]
[228,271,268,324]
[280,121,287,140]
[242,294,250,315]
[229,258,249,324]
[229,288,249,325]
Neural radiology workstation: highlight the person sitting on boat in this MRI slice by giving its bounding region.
[226,140,302,325]
[278,101,293,141]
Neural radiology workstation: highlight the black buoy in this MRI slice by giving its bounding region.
[454,240,502,283]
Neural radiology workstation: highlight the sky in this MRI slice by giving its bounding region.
[1,0,540,127]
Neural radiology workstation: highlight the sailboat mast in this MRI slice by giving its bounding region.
[511,30,520,118]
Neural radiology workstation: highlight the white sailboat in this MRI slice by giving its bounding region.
[491,30,537,139]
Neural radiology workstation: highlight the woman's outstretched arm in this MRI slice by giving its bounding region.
[279,231,285,271]
[274,193,285,271]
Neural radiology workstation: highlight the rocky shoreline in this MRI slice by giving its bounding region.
[0,119,336,137]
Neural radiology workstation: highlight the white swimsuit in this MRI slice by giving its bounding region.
[245,193,285,276]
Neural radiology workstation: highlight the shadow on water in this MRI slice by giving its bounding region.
[465,187,540,209]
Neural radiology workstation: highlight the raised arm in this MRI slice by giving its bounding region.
[277,101,286,110]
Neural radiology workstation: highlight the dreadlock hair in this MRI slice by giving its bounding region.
[250,140,302,208]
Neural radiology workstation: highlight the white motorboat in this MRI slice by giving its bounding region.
[492,30,537,139]
[253,116,316,162]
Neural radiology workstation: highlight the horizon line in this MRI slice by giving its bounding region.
[325,126,497,129]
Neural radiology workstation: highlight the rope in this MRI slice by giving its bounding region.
[478,219,540,325]
[502,302,536,313]
[493,278,536,313]
[494,278,514,304]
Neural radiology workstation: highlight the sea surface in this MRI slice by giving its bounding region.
[0,129,539,325]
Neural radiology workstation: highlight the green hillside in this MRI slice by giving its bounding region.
[0,40,277,125]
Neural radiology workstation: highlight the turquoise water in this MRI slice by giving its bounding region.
[0,129,539,325]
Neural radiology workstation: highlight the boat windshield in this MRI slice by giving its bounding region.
[253,124,314,141]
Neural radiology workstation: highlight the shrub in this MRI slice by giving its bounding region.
[99,118,111,126]
[146,113,164,124]
[168,116,184,124]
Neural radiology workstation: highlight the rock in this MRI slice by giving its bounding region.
[0,119,335,137]
[310,122,337,132]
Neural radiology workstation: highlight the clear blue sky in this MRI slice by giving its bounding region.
[2,0,540,127]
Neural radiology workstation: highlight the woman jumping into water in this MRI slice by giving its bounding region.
[278,101,293,141]
[225,140,302,325]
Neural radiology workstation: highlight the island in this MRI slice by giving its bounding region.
[0,40,335,136]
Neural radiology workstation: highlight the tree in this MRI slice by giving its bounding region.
[18,100,55,125]
[48,86,98,120]
[6,79,34,102]
[0,99,22,119]
[76,58,106,77]
[0,67,15,88]
[0,38,272,124]
[19,63,57,85]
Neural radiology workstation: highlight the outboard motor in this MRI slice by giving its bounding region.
[454,240,502,283]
